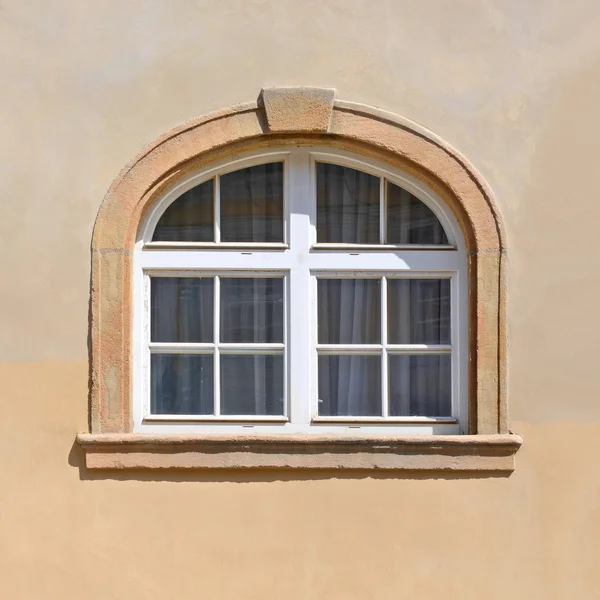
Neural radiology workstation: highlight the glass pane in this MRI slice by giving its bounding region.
[317,163,380,244]
[152,179,214,242]
[220,163,284,242]
[389,355,451,416]
[220,354,284,415]
[387,182,448,244]
[318,279,380,344]
[151,277,214,343]
[220,278,284,343]
[318,355,381,416]
[388,279,450,344]
[151,354,214,415]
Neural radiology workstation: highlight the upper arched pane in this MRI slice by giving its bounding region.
[152,162,284,243]
[153,179,214,242]
[152,158,448,245]
[386,181,448,245]
[316,162,449,245]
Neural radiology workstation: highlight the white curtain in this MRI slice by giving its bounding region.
[388,279,451,416]
[387,183,449,244]
[220,162,283,243]
[318,279,381,416]
[150,277,214,414]
[152,179,214,242]
[316,162,380,244]
[219,278,284,415]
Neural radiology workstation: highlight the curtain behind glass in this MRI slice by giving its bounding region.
[151,277,214,343]
[317,163,380,244]
[220,278,283,343]
[151,354,214,415]
[387,182,448,244]
[221,354,284,415]
[389,355,451,416]
[387,278,451,416]
[219,277,284,415]
[317,279,381,415]
[152,179,214,242]
[220,163,283,242]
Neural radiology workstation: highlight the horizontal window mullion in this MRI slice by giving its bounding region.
[311,244,456,251]
[219,345,284,355]
[311,416,458,424]
[149,343,214,354]
[145,242,289,250]
[140,251,294,270]
[386,344,452,354]
[316,344,382,355]
[306,252,460,272]
[143,415,289,423]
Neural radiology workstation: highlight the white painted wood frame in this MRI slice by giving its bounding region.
[134,146,468,435]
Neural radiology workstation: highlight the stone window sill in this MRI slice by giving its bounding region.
[76,433,522,471]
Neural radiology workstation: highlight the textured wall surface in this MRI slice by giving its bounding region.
[1,1,599,598]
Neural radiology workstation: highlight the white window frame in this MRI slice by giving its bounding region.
[134,146,468,435]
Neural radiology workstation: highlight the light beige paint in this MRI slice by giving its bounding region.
[1,1,600,598]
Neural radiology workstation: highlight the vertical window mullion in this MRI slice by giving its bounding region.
[381,276,388,418]
[213,275,220,416]
[452,271,465,429]
[379,177,386,244]
[283,274,289,419]
[143,272,151,420]
[214,174,221,243]
[288,149,312,425]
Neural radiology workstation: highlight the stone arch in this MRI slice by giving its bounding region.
[90,87,506,435]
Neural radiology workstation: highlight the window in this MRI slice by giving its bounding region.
[135,147,467,435]
[80,88,519,471]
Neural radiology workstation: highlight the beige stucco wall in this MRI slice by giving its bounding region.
[1,1,599,598]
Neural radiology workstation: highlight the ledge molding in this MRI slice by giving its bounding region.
[76,433,522,471]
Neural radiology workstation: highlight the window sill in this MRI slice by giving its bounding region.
[76,433,522,471]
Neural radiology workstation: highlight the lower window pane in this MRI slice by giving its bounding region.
[151,354,214,415]
[318,355,381,416]
[220,354,284,416]
[389,355,451,417]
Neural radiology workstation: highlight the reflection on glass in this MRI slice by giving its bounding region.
[220,354,284,415]
[151,354,214,415]
[220,278,284,343]
[220,163,284,242]
[318,279,380,344]
[318,355,381,416]
[389,354,451,416]
[387,182,448,244]
[152,179,214,242]
[388,279,450,344]
[317,163,380,244]
[151,277,214,343]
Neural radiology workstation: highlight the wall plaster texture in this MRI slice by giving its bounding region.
[1,1,600,598]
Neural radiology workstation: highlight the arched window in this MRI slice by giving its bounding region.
[79,88,521,471]
[135,147,467,435]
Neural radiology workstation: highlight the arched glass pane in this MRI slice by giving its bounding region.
[152,179,214,242]
[220,162,283,242]
[386,182,449,244]
[317,163,380,244]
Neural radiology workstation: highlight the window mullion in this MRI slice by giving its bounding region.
[288,149,311,425]
[213,275,220,417]
[379,176,386,244]
[381,276,388,418]
[214,175,221,243]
